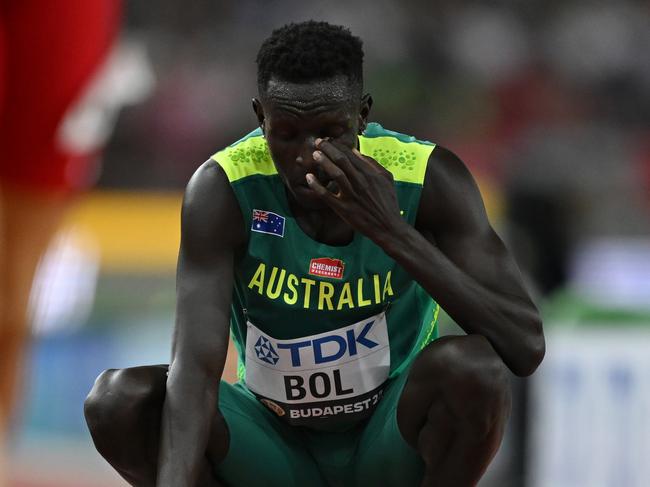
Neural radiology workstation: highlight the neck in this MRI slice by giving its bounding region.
[288,194,354,246]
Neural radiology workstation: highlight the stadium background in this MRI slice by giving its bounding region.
[7,1,650,486]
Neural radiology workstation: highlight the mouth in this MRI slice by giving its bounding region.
[293,180,316,196]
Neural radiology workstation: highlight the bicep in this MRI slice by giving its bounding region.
[172,160,245,375]
[416,147,533,303]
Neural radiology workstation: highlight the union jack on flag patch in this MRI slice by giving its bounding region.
[251,209,285,237]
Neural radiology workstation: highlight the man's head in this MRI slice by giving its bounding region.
[253,21,372,209]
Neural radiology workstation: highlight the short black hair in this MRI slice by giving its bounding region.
[256,21,364,94]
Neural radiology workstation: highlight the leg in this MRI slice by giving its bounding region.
[0,187,71,429]
[0,0,120,461]
[353,370,425,487]
[215,383,328,487]
[84,365,223,487]
[397,335,512,487]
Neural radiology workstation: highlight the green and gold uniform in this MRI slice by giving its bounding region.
[213,123,439,486]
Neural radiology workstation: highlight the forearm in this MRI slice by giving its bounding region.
[378,224,543,376]
[156,364,220,487]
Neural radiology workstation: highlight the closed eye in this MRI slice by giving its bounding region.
[321,127,346,139]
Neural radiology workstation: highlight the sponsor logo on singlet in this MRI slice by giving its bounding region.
[245,312,390,426]
[309,257,345,279]
[254,336,279,365]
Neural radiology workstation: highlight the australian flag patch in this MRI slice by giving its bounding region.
[251,209,285,237]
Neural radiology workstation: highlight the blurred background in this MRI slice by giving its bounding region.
[3,0,650,486]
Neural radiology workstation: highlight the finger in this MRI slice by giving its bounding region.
[352,147,390,175]
[305,173,341,207]
[333,141,371,173]
[315,139,366,188]
[312,150,354,195]
[332,141,384,179]
[351,147,380,170]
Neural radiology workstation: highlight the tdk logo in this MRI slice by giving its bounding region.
[277,320,378,367]
[255,336,279,365]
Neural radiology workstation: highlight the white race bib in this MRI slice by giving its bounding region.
[245,312,390,426]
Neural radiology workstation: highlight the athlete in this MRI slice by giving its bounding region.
[85,21,544,487]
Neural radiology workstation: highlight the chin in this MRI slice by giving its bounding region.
[297,198,329,210]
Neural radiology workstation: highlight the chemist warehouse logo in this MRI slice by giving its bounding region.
[309,257,345,279]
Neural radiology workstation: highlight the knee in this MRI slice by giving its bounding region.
[84,369,125,436]
[84,366,166,441]
[85,368,118,430]
[413,336,511,435]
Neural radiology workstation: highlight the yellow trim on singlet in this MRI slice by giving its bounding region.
[212,135,277,183]
[212,125,435,186]
[358,135,434,185]
[419,303,440,350]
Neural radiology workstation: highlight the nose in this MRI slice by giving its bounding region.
[295,136,317,170]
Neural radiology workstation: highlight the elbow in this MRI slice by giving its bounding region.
[512,314,545,377]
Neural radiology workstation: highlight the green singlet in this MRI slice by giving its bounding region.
[210,123,439,486]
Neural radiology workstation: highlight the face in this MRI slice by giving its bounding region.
[253,75,371,210]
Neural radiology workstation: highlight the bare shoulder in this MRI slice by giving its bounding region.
[424,145,475,188]
[416,145,490,236]
[181,159,247,253]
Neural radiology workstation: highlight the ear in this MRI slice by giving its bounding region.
[252,98,265,133]
[358,93,373,134]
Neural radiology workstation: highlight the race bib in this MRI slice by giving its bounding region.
[245,312,390,427]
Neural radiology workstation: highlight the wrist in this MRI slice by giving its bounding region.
[373,218,415,257]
